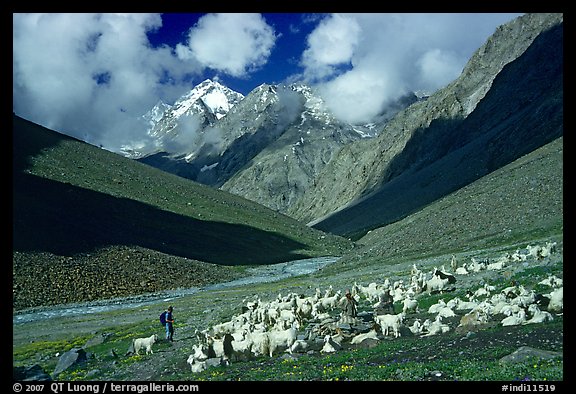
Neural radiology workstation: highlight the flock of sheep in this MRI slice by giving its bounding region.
[183,241,562,373]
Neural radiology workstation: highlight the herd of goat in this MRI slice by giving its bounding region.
[180,241,562,373]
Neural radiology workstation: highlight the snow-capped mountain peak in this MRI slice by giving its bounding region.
[171,79,244,119]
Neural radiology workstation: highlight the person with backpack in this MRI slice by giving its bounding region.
[161,306,175,342]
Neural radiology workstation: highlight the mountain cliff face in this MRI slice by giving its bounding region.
[217,84,408,212]
[293,12,563,237]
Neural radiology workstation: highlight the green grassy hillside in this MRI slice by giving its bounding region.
[12,115,352,309]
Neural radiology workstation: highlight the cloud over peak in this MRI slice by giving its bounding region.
[176,13,277,78]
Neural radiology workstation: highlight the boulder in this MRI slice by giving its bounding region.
[499,346,562,365]
[53,348,87,378]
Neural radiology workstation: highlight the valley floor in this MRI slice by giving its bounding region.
[13,238,564,382]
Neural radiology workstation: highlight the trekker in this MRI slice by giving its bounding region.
[165,306,175,342]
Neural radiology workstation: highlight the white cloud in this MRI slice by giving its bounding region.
[176,13,276,77]
[13,13,200,150]
[12,12,277,152]
[301,13,361,81]
[301,13,522,124]
[416,48,463,92]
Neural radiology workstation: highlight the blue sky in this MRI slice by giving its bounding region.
[13,12,522,152]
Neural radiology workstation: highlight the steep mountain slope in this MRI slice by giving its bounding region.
[12,115,352,309]
[290,13,562,234]
[328,135,563,273]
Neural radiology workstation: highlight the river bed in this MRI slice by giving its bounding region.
[13,256,339,324]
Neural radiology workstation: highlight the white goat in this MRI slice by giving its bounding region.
[468,257,486,273]
[547,287,563,313]
[321,334,342,353]
[539,275,563,288]
[375,313,405,338]
[501,310,527,326]
[422,315,450,337]
[409,319,424,335]
[351,329,380,345]
[428,299,447,314]
[455,264,469,275]
[458,310,488,328]
[524,304,554,325]
[289,339,312,353]
[187,357,207,373]
[268,327,297,357]
[247,330,270,358]
[426,275,449,294]
[436,305,456,319]
[402,296,419,314]
[133,334,158,355]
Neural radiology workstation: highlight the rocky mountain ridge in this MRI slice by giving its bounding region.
[296,12,563,236]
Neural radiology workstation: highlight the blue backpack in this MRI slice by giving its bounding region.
[160,311,167,326]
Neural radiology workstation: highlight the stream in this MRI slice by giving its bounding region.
[13,256,340,324]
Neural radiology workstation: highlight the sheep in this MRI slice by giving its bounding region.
[375,313,405,338]
[132,334,158,355]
